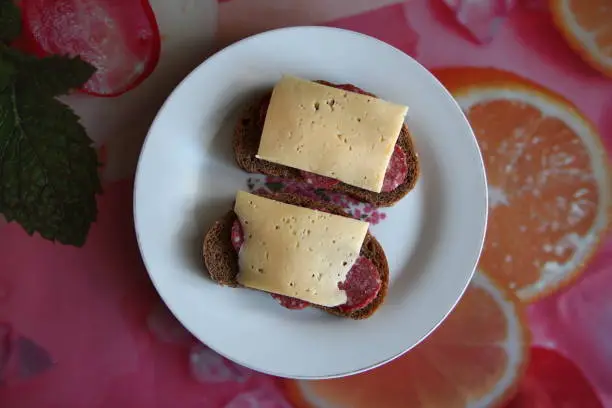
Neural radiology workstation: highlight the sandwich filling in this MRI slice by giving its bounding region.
[256,76,409,193]
[257,80,409,193]
[232,191,382,311]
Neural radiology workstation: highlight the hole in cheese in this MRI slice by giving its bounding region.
[314,102,320,111]
[326,99,336,111]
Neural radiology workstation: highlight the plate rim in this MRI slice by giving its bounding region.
[133,25,488,379]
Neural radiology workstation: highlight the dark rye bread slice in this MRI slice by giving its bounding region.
[202,192,389,320]
[232,87,420,207]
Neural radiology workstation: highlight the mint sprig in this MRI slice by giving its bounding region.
[0,0,20,42]
[0,0,101,246]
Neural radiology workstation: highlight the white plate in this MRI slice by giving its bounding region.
[134,26,487,379]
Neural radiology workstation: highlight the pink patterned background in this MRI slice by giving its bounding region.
[1,0,611,407]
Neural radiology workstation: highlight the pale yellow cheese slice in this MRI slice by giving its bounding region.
[256,75,408,193]
[234,191,369,307]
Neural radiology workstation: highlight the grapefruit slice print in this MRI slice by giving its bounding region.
[434,67,612,302]
[551,0,612,78]
[284,271,529,408]
[21,0,161,97]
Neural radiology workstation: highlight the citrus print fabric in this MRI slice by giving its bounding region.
[0,0,611,407]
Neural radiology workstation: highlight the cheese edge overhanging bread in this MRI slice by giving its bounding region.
[202,192,390,320]
[232,78,420,207]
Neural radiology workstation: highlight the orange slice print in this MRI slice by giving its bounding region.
[435,67,611,302]
[283,271,528,408]
[551,0,612,77]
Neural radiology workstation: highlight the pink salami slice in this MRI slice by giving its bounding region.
[21,0,161,96]
[299,171,341,189]
[382,144,409,193]
[230,219,244,253]
[337,256,382,313]
[270,294,310,310]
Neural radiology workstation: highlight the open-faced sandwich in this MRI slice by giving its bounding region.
[233,75,419,207]
[203,191,389,319]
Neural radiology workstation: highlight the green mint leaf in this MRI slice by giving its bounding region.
[23,55,95,96]
[0,44,96,96]
[0,0,21,43]
[5,53,96,97]
[0,56,15,91]
[0,83,101,246]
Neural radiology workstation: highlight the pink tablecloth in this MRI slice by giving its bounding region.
[1,1,611,407]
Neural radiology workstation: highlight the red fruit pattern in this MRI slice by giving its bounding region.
[20,0,161,96]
